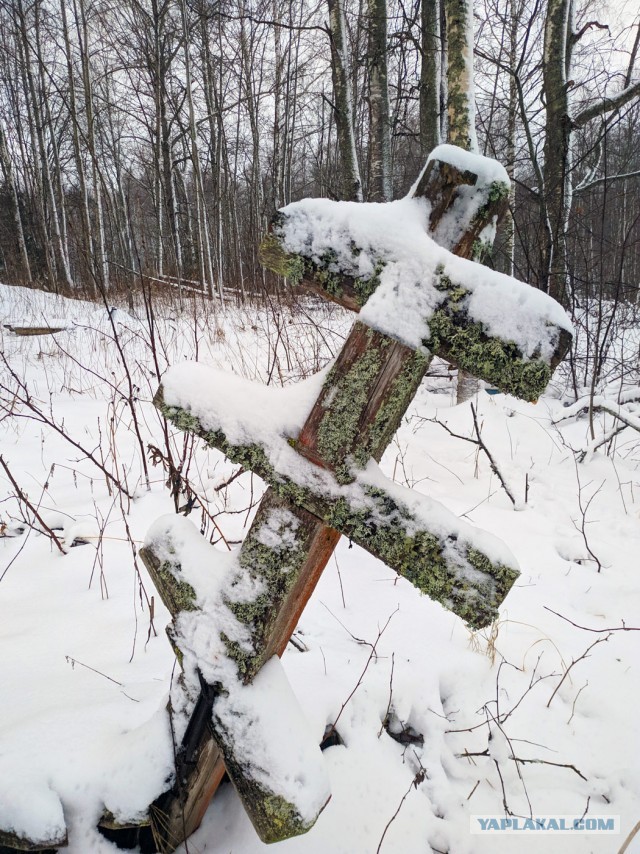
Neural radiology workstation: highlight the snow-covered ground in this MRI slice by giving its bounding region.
[1,282,639,854]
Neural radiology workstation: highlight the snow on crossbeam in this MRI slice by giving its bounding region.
[260,147,572,402]
[0,782,67,852]
[157,363,519,629]
[140,515,331,844]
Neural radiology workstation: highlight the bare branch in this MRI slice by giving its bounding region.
[544,606,640,633]
[573,81,640,129]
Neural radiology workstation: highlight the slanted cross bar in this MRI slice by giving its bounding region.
[129,145,571,853]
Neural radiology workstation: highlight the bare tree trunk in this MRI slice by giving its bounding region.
[199,1,226,300]
[60,0,96,294]
[444,0,479,402]
[542,0,572,303]
[327,0,363,201]
[367,0,392,201]
[503,0,518,277]
[0,120,32,282]
[75,0,109,291]
[420,0,442,157]
[180,0,214,296]
[444,0,477,151]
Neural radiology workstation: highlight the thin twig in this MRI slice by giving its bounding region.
[547,635,611,708]
[325,608,398,743]
[544,606,640,632]
[376,754,426,854]
[471,403,516,505]
[0,456,66,554]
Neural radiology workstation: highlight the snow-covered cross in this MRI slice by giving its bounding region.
[135,146,572,853]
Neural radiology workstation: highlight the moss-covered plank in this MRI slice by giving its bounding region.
[259,150,571,403]
[259,232,570,400]
[210,657,330,844]
[0,827,66,852]
[137,497,339,851]
[223,492,340,681]
[259,151,509,310]
[156,388,519,629]
[296,322,431,483]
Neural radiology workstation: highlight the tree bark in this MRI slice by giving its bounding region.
[420,0,442,157]
[367,0,392,201]
[542,0,573,303]
[0,120,32,283]
[327,0,363,201]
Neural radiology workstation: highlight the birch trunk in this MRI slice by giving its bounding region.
[420,0,442,157]
[60,0,96,294]
[367,0,392,201]
[0,120,32,282]
[444,0,477,151]
[443,0,479,401]
[75,0,109,291]
[327,0,363,201]
[542,0,573,303]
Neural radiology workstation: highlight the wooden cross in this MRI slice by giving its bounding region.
[120,146,571,853]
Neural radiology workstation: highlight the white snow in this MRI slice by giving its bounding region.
[213,656,331,823]
[275,189,572,360]
[1,282,639,854]
[411,144,510,196]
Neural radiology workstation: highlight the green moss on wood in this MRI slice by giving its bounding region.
[222,503,307,680]
[472,237,492,264]
[212,711,323,843]
[316,334,386,482]
[258,232,305,284]
[353,350,431,469]
[156,392,518,628]
[426,270,552,401]
[425,309,551,401]
[140,545,198,617]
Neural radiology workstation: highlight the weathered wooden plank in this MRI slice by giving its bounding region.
[262,240,570,400]
[259,151,571,403]
[0,827,66,853]
[156,387,519,630]
[140,509,332,846]
[259,149,510,311]
[4,325,67,337]
[296,324,430,483]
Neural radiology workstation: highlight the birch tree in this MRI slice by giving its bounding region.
[543,5,640,303]
[367,0,392,200]
[420,0,443,156]
[328,0,363,201]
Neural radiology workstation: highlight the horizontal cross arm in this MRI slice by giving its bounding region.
[156,375,520,629]
[261,224,571,402]
[259,148,572,403]
[0,825,68,852]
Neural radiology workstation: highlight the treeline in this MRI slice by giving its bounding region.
[0,0,638,304]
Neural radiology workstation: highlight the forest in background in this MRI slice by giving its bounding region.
[0,0,638,312]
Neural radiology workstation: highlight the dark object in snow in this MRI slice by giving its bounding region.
[0,826,66,853]
[320,725,344,751]
[384,713,425,747]
[4,324,67,337]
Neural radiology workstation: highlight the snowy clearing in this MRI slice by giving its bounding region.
[1,282,639,854]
